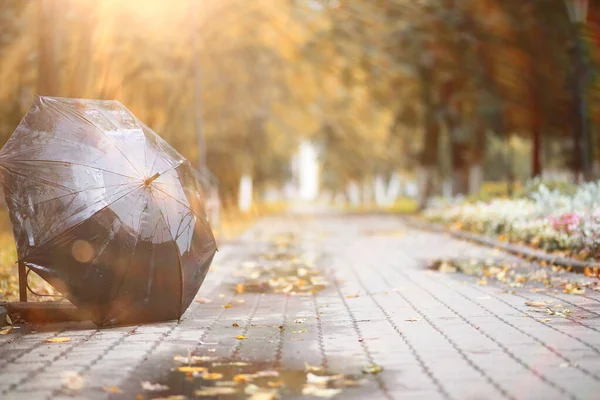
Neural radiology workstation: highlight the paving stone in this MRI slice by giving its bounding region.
[3,215,600,399]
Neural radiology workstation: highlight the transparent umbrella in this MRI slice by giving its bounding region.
[0,96,217,326]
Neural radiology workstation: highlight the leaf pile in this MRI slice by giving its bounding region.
[429,258,599,294]
[232,235,329,296]
[148,357,368,399]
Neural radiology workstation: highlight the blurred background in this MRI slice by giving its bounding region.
[0,0,599,212]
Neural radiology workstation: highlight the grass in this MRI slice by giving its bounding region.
[341,197,418,214]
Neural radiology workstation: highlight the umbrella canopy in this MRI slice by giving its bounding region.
[0,96,217,326]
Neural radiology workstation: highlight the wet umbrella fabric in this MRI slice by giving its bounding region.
[0,96,217,326]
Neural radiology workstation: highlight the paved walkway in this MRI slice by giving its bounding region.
[2,214,600,399]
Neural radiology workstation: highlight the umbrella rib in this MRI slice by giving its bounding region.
[54,102,144,178]
[131,117,151,176]
[0,163,79,193]
[150,191,185,320]
[152,185,214,240]
[31,183,140,249]
[7,159,139,180]
[27,182,138,210]
[19,184,145,263]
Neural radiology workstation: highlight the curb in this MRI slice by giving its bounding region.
[406,218,600,275]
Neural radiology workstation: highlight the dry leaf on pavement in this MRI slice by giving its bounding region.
[45,337,71,343]
[362,364,383,374]
[0,326,12,335]
[525,301,547,308]
[195,298,212,304]
[195,387,237,396]
[202,372,223,380]
[62,371,84,390]
[102,386,122,393]
[302,386,343,398]
[141,381,169,391]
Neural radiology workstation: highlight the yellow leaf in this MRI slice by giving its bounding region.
[196,387,237,396]
[236,284,245,294]
[195,298,212,304]
[405,317,420,322]
[233,374,253,383]
[223,303,233,309]
[267,380,284,388]
[362,363,383,374]
[292,330,307,334]
[102,386,122,393]
[177,366,207,373]
[202,372,223,380]
[236,335,247,340]
[346,294,359,299]
[46,337,71,343]
[0,326,12,335]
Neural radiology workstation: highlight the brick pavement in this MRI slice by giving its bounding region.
[1,213,600,399]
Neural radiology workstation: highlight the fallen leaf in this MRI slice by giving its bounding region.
[62,371,84,390]
[102,386,122,394]
[5,314,12,325]
[405,317,420,322]
[249,389,278,400]
[304,362,323,372]
[202,372,223,380]
[236,284,245,294]
[236,299,246,303]
[307,373,344,386]
[525,301,547,308]
[223,303,233,309]
[45,337,71,343]
[293,330,307,334]
[195,387,237,396]
[218,294,226,298]
[174,355,215,364]
[0,326,12,335]
[153,396,185,400]
[294,318,307,323]
[302,386,343,398]
[232,323,240,328]
[254,370,279,378]
[346,294,360,299]
[267,380,285,388]
[195,298,212,304]
[233,374,253,383]
[236,335,247,340]
[177,366,207,373]
[141,381,169,391]
[362,364,383,374]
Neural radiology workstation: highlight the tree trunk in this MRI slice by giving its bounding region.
[532,127,542,178]
[37,0,59,96]
[238,173,253,212]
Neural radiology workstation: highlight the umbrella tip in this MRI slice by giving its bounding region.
[144,172,160,186]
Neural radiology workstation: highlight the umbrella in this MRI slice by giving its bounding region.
[0,96,217,326]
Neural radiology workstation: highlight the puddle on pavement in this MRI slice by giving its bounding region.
[137,357,371,399]
[232,234,330,296]
[135,233,377,399]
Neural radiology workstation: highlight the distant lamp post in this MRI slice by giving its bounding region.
[564,0,591,180]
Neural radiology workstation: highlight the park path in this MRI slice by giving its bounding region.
[2,213,600,399]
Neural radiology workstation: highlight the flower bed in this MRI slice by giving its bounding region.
[424,181,600,262]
